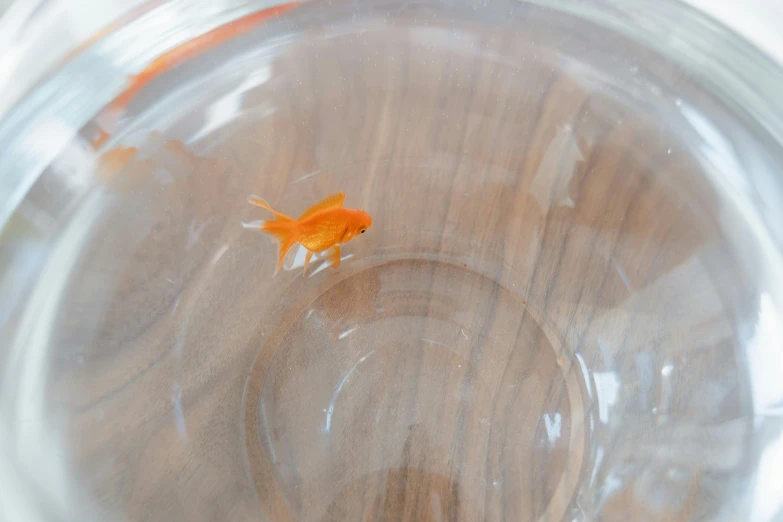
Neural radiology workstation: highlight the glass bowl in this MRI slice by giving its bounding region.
[1,1,782,520]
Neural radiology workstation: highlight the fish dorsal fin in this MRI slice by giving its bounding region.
[298,192,346,221]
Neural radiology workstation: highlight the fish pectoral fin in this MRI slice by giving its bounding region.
[298,192,346,221]
[283,244,302,271]
[328,245,341,269]
[303,250,313,274]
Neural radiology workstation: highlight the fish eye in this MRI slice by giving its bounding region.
[360,229,365,233]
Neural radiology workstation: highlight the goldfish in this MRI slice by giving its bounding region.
[243,192,372,274]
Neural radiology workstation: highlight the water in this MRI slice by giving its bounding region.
[1,1,782,521]
[248,261,583,521]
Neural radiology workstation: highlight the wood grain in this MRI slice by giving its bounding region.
[37,4,755,522]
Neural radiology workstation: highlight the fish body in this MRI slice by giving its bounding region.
[298,207,371,251]
[244,191,372,274]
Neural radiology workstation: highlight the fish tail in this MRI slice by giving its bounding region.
[262,220,300,274]
[242,219,300,273]
[243,203,299,271]
[247,194,294,222]
[245,195,301,273]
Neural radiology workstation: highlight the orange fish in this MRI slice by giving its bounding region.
[244,192,372,274]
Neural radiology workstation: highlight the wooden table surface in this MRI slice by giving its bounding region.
[40,4,754,522]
